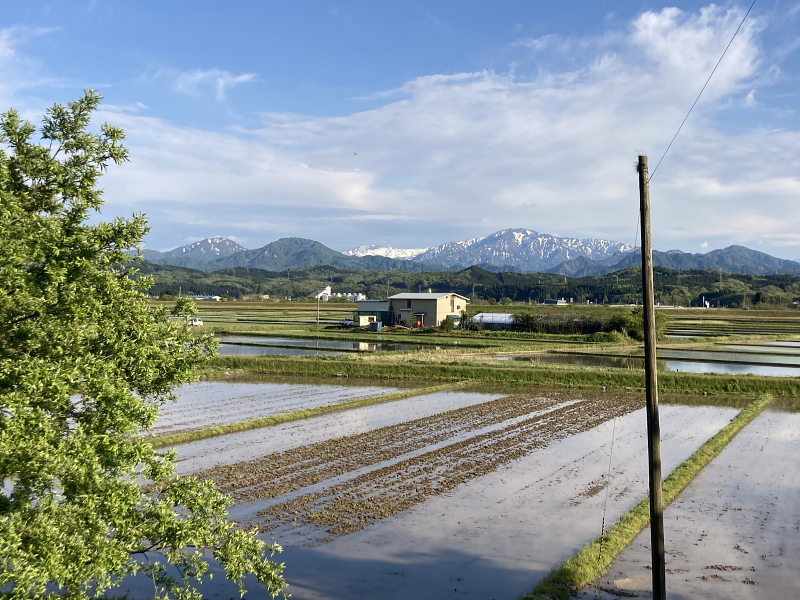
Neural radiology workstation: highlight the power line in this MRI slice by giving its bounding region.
[648,0,758,183]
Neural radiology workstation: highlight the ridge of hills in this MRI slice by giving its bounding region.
[550,245,800,277]
[136,229,800,277]
[139,262,800,307]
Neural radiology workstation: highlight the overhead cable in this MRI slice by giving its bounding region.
[648,0,758,183]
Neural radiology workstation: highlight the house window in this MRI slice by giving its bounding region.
[406,300,412,309]
[457,305,461,310]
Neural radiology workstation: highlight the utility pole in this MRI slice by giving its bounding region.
[638,155,666,600]
[317,296,320,325]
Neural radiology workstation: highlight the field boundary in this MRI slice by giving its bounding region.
[206,355,800,396]
[520,394,773,600]
[147,382,465,448]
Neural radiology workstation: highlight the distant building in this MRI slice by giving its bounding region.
[388,292,469,327]
[543,298,569,305]
[308,286,332,300]
[471,313,515,330]
[356,300,390,325]
[330,292,367,302]
[191,295,221,301]
[308,287,366,302]
[240,294,270,301]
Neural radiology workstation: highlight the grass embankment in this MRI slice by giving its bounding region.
[148,382,463,448]
[521,394,773,600]
[206,355,800,396]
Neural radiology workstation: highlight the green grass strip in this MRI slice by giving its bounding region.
[521,394,773,600]
[148,382,464,448]
[206,355,800,396]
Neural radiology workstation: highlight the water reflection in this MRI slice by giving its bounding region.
[493,353,800,377]
[218,344,345,357]
[219,336,441,353]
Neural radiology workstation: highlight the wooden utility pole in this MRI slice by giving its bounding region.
[638,155,666,600]
[317,296,320,325]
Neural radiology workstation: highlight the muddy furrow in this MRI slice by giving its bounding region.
[255,396,642,537]
[197,393,566,498]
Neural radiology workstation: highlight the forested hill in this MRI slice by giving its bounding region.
[138,262,800,309]
[550,245,800,277]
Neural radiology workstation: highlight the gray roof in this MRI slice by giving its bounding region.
[389,293,470,300]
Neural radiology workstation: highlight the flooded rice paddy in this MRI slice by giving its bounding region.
[218,335,442,355]
[218,343,346,356]
[120,378,750,599]
[152,380,411,436]
[580,404,800,599]
[492,341,800,377]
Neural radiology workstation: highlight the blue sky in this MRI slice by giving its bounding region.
[2,1,800,258]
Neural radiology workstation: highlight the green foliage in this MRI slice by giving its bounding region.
[207,355,800,396]
[439,315,455,332]
[141,261,800,307]
[0,92,286,599]
[608,306,669,340]
[171,296,197,316]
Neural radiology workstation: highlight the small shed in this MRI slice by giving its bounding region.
[356,300,390,325]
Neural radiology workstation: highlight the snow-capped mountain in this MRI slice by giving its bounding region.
[160,237,247,262]
[345,229,634,272]
[343,245,430,260]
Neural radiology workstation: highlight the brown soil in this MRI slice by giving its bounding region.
[193,392,642,538]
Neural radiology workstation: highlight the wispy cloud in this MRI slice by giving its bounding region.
[151,67,257,101]
[6,5,800,255]
[97,4,800,252]
[0,26,63,109]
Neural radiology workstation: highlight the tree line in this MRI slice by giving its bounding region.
[141,262,800,309]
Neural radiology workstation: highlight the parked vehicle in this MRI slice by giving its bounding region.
[339,319,357,327]
[188,317,204,327]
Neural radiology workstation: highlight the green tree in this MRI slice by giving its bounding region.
[439,315,455,332]
[608,306,669,341]
[0,92,286,599]
[171,296,198,317]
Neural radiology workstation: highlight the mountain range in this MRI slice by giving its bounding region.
[135,229,800,276]
[343,229,633,270]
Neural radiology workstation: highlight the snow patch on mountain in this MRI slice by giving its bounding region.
[344,229,633,271]
[343,245,430,260]
[161,237,247,261]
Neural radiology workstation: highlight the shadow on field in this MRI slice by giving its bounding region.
[280,544,545,600]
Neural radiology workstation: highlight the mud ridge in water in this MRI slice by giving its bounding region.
[196,393,567,500]
[245,395,642,537]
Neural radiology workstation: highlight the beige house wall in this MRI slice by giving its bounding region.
[390,294,468,327]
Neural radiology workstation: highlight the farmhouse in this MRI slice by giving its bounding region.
[388,292,469,327]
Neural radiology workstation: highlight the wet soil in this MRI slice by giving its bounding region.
[579,407,800,599]
[152,380,405,436]
[170,390,505,473]
[118,403,737,600]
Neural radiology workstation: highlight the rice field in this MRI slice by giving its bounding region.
[123,305,800,598]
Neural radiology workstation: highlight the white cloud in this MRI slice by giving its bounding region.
[6,6,800,255]
[152,67,256,101]
[0,26,62,111]
[701,242,709,248]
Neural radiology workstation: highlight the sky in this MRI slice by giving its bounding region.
[2,1,800,258]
